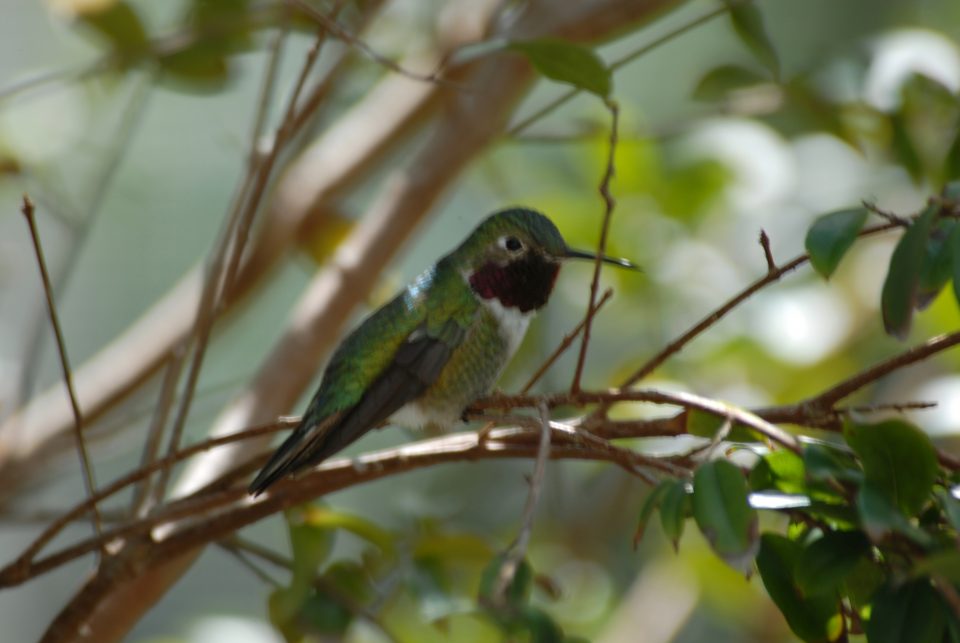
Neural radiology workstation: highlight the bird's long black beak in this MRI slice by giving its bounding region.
[564,247,641,271]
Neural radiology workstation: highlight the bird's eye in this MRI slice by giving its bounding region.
[501,236,524,252]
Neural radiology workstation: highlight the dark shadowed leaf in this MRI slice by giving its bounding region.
[803,443,863,485]
[796,530,870,595]
[881,203,939,338]
[866,580,948,643]
[633,479,673,547]
[660,479,692,550]
[916,218,957,309]
[856,483,932,545]
[510,39,611,98]
[756,534,838,642]
[844,420,938,516]
[159,44,231,92]
[726,3,779,78]
[692,64,767,101]
[805,207,869,279]
[950,219,960,309]
[936,488,960,532]
[946,131,960,188]
[692,460,759,573]
[912,549,960,584]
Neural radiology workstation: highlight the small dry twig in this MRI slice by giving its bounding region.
[20,195,104,550]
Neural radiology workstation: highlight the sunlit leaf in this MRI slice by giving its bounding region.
[845,420,938,516]
[866,580,948,643]
[795,530,870,595]
[805,207,869,279]
[725,2,779,78]
[756,534,838,642]
[510,39,611,98]
[692,460,759,573]
[881,203,939,338]
[692,64,767,101]
[299,505,396,555]
[285,507,335,593]
[749,449,806,495]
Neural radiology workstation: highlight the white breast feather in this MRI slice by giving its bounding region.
[480,296,533,361]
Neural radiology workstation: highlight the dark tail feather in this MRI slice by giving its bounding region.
[248,409,376,496]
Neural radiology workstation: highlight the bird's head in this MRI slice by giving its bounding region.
[448,207,638,313]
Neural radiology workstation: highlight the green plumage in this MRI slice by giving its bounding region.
[248,207,634,495]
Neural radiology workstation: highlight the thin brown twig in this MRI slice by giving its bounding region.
[20,195,104,551]
[217,540,283,588]
[153,22,337,504]
[288,0,454,87]
[759,229,776,272]
[15,419,296,569]
[492,403,553,603]
[521,288,613,393]
[598,222,901,413]
[571,100,619,393]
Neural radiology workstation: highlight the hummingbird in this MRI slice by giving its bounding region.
[248,207,636,495]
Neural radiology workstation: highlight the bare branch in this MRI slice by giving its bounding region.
[572,101,619,393]
[20,196,104,549]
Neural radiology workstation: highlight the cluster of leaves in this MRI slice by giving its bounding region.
[636,418,960,642]
[632,182,960,642]
[805,182,960,338]
[269,506,582,642]
[70,0,317,92]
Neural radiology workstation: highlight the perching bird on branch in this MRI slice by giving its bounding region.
[249,207,637,495]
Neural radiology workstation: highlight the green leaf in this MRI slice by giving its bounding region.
[660,480,692,550]
[520,607,565,643]
[945,129,960,185]
[76,1,148,62]
[881,203,939,338]
[510,39,611,98]
[298,505,396,556]
[844,420,938,516]
[633,479,673,548]
[916,218,957,309]
[890,111,925,184]
[795,530,870,595]
[805,207,869,279]
[856,482,932,545]
[866,580,948,643]
[750,449,806,494]
[936,488,960,532]
[756,534,838,642]
[803,443,863,485]
[912,549,960,584]
[692,64,767,101]
[950,220,960,310]
[726,3,780,78]
[285,508,335,594]
[159,44,231,93]
[478,554,533,611]
[692,460,759,573]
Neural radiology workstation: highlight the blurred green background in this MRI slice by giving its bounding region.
[2,0,960,641]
